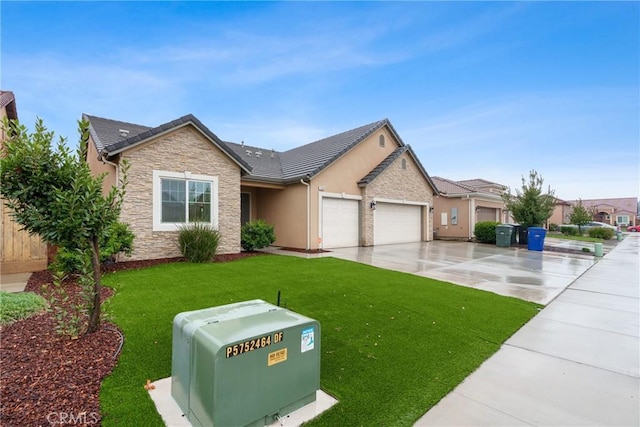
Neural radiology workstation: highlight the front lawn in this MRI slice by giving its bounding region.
[100,256,540,426]
[547,232,613,243]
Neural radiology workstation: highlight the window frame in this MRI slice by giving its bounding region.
[153,170,218,232]
[616,215,629,225]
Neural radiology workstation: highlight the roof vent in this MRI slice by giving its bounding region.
[255,150,262,158]
[245,150,252,156]
[270,149,275,158]
[119,129,130,137]
[241,140,245,147]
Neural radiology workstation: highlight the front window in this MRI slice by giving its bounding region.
[153,171,218,231]
[617,215,629,226]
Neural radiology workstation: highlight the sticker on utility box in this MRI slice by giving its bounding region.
[267,348,287,366]
[301,327,315,353]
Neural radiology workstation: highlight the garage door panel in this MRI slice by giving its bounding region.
[477,207,497,222]
[322,198,359,248]
[374,203,421,245]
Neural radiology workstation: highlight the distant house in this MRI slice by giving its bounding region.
[85,114,439,261]
[567,198,638,227]
[549,198,573,227]
[432,177,507,240]
[0,91,48,274]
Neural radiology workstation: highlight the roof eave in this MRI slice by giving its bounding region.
[103,116,252,174]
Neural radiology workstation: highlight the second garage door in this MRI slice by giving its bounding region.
[374,203,422,245]
[322,198,360,248]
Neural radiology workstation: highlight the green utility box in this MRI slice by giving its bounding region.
[171,300,321,427]
[496,224,514,248]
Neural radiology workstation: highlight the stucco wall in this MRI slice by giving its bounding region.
[120,126,241,260]
[86,136,117,195]
[434,196,505,240]
[255,185,307,249]
[434,197,472,240]
[254,127,399,250]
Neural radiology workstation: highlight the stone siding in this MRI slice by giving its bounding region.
[361,152,435,246]
[119,126,241,260]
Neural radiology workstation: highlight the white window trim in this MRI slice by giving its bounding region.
[153,170,219,232]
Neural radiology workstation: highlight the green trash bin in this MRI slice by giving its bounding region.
[496,224,514,248]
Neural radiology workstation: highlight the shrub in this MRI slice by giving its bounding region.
[474,221,500,244]
[548,223,559,232]
[101,221,134,263]
[0,291,48,325]
[178,222,221,262]
[49,222,134,274]
[560,226,579,236]
[588,227,614,240]
[49,247,85,274]
[241,220,276,251]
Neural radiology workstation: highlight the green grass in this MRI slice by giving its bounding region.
[547,232,610,243]
[100,256,541,426]
[0,291,48,325]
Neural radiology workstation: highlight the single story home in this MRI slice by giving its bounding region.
[565,197,638,227]
[548,198,573,227]
[431,177,507,240]
[1,90,48,274]
[85,114,439,260]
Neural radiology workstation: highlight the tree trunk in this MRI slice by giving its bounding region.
[87,235,102,334]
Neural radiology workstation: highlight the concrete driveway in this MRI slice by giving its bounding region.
[330,240,596,305]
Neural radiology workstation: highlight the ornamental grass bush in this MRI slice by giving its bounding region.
[474,221,500,244]
[178,223,221,262]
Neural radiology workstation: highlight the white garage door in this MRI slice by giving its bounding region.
[322,198,360,248]
[374,203,422,245]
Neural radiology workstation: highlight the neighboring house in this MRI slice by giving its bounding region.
[431,177,507,240]
[85,114,438,261]
[566,198,638,227]
[0,91,48,274]
[549,198,573,227]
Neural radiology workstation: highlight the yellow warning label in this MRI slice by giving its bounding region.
[267,348,287,366]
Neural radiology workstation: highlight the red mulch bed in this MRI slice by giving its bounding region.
[1,253,263,426]
[277,247,330,254]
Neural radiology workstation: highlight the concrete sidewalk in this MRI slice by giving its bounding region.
[416,234,640,426]
[0,272,31,293]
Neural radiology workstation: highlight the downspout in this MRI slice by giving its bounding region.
[468,195,473,241]
[300,178,310,250]
[101,152,119,188]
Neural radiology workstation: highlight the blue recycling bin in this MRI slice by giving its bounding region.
[527,227,547,251]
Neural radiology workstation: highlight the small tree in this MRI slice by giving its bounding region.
[501,170,556,228]
[569,199,593,234]
[0,118,128,334]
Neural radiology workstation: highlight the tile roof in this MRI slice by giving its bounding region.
[226,142,283,180]
[0,91,17,119]
[431,176,477,195]
[85,114,251,173]
[278,119,391,180]
[85,114,432,187]
[456,178,505,190]
[83,114,152,153]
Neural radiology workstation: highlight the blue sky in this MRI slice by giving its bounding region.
[2,1,638,200]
